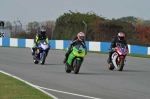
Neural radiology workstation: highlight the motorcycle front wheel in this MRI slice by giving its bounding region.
[118,58,124,71]
[74,60,82,74]
[40,53,46,65]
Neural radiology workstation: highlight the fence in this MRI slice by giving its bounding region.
[0,38,150,55]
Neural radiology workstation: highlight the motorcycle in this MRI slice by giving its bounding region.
[64,43,86,74]
[108,43,128,71]
[31,40,50,65]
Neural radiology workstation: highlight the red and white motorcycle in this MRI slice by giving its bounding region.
[108,43,128,71]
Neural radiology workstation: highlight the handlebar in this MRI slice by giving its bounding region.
[112,48,117,51]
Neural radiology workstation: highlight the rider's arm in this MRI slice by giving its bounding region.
[110,38,117,52]
[82,41,87,54]
[124,40,128,49]
[46,36,49,44]
[110,38,116,48]
[82,41,86,48]
[35,34,39,45]
[70,37,78,45]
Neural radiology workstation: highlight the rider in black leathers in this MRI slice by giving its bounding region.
[63,32,87,63]
[107,32,128,63]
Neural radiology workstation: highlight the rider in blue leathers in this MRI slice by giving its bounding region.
[31,28,49,56]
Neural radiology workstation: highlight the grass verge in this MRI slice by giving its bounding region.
[0,72,53,99]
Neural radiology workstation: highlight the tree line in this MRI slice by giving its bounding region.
[10,10,150,46]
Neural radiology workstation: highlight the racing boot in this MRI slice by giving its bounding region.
[31,47,35,55]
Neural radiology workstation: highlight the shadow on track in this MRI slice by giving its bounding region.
[29,63,63,66]
[44,63,63,65]
[77,72,115,75]
[122,69,149,73]
[78,72,107,75]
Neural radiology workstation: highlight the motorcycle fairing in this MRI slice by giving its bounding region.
[111,52,119,69]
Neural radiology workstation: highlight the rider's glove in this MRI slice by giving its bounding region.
[112,47,116,51]
[35,42,38,46]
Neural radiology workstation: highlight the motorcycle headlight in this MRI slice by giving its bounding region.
[118,51,123,55]
[73,52,79,56]
[41,44,48,50]
[80,54,85,57]
[73,52,85,57]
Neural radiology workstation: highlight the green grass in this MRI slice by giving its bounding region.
[0,72,53,99]
[127,53,150,58]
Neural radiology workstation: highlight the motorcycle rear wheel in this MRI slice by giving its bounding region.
[108,63,115,70]
[65,63,71,73]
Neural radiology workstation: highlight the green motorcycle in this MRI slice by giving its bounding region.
[65,43,86,74]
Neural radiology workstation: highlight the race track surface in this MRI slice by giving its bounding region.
[0,47,150,99]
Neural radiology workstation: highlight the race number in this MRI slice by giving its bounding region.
[0,31,5,37]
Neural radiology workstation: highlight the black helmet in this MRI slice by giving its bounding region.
[40,28,46,36]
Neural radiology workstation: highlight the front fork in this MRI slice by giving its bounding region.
[40,51,46,58]
[117,55,125,63]
[73,58,83,69]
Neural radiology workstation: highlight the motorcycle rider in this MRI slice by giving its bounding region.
[32,28,49,56]
[107,32,128,63]
[63,32,87,63]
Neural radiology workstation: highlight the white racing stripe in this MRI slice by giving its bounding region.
[0,70,58,99]
[34,85,102,99]
[0,70,102,99]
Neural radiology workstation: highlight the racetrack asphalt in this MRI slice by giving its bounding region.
[0,47,150,99]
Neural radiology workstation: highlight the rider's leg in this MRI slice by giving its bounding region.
[32,43,37,55]
[63,45,72,63]
[107,51,113,63]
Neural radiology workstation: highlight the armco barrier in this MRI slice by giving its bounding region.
[0,38,150,55]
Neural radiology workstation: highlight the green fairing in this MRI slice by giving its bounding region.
[67,46,85,66]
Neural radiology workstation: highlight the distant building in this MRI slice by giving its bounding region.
[0,21,4,29]
[0,21,11,37]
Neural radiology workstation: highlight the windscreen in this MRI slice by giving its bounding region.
[75,44,84,50]
[39,40,48,45]
[116,43,126,48]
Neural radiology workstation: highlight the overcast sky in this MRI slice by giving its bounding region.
[1,0,150,24]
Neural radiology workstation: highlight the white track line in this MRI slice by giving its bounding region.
[34,85,102,99]
[0,70,58,99]
[0,70,102,99]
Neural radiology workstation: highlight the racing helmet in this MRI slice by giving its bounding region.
[117,32,125,41]
[77,32,85,41]
[40,28,46,36]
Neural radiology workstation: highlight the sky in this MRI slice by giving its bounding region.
[1,0,150,24]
